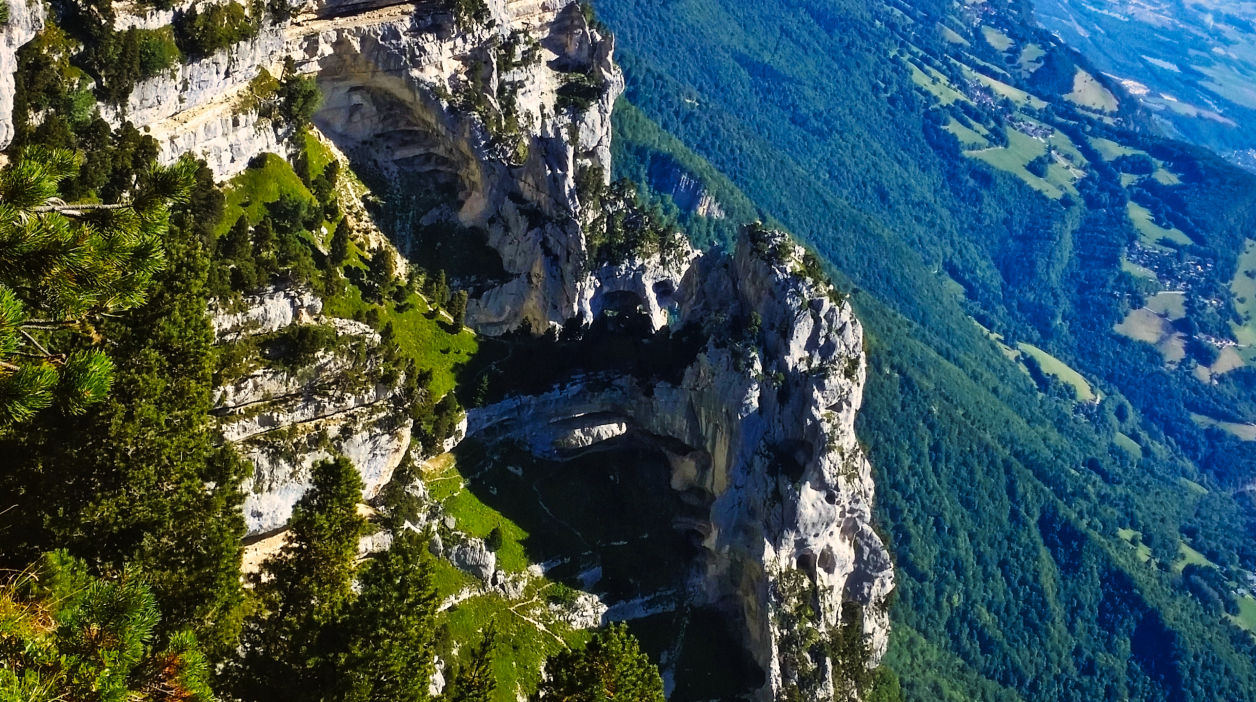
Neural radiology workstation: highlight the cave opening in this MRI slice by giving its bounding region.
[452,433,765,700]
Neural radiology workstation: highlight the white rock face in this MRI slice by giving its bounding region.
[106,0,623,333]
[211,286,411,535]
[450,539,496,581]
[466,229,894,700]
[211,286,324,341]
[0,0,45,149]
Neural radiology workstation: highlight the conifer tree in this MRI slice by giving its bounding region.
[0,158,250,659]
[232,456,366,701]
[330,215,351,265]
[338,529,440,702]
[0,551,216,701]
[450,289,469,329]
[0,145,194,425]
[533,623,665,702]
[443,627,498,702]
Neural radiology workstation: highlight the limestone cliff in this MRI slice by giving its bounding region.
[0,0,893,697]
[0,0,45,149]
[469,228,894,698]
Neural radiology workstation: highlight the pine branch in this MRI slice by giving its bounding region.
[18,328,52,357]
[30,202,132,214]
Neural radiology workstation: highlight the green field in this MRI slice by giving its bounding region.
[1067,69,1119,112]
[1191,413,1256,441]
[981,26,1014,52]
[1017,342,1097,402]
[1146,291,1187,320]
[1121,256,1159,281]
[1089,136,1140,161]
[907,58,967,106]
[216,153,319,238]
[1018,43,1045,72]
[944,119,989,148]
[1128,201,1192,247]
[1152,167,1181,186]
[1231,239,1256,347]
[1114,432,1143,459]
[1230,595,1256,633]
[1117,528,1153,563]
[967,69,1048,108]
[969,129,1074,199]
[1178,476,1208,495]
[1174,541,1216,573]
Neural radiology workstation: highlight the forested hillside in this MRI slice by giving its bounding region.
[594,0,1256,698]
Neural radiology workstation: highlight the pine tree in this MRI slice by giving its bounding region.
[0,145,194,426]
[443,627,497,702]
[0,551,216,702]
[337,529,440,702]
[330,216,351,265]
[0,158,250,659]
[232,456,367,701]
[428,269,450,309]
[450,289,469,329]
[533,623,665,702]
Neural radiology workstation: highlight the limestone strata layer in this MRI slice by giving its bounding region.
[467,229,895,699]
[0,0,45,149]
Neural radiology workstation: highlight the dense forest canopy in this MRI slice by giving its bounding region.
[595,0,1256,698]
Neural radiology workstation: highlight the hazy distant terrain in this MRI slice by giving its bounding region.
[1035,0,1256,169]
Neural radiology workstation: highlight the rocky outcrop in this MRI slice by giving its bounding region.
[101,0,622,335]
[210,287,410,535]
[211,286,324,341]
[648,156,726,219]
[466,228,894,700]
[0,0,45,149]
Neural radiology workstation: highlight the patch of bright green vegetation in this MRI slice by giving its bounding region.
[1117,528,1153,563]
[1230,595,1256,633]
[1115,308,1170,345]
[216,153,316,238]
[429,555,477,600]
[966,68,1047,108]
[906,58,966,106]
[438,591,583,702]
[1016,342,1097,402]
[1152,167,1181,186]
[1066,69,1119,112]
[1128,201,1192,247]
[1174,541,1216,573]
[1230,239,1256,347]
[302,132,337,178]
[1048,130,1088,166]
[390,297,477,398]
[940,25,968,45]
[1089,136,1140,161]
[981,26,1014,52]
[1178,476,1208,495]
[971,318,1023,362]
[321,284,475,399]
[1114,432,1143,459]
[969,129,1069,199]
[1146,291,1187,320]
[421,452,531,573]
[1018,44,1045,72]
[944,118,989,148]
[1121,256,1159,281]
[1191,412,1256,441]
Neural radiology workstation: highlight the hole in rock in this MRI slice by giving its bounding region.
[451,432,764,700]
